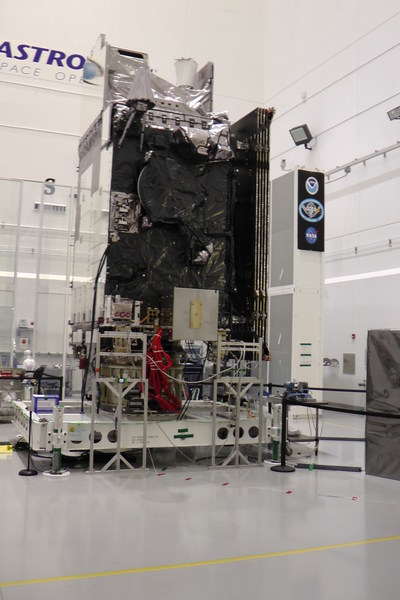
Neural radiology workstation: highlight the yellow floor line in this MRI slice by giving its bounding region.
[2,534,400,588]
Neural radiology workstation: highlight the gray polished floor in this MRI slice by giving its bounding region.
[1,413,400,600]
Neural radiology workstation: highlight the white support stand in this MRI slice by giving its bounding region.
[268,169,324,415]
[43,405,70,478]
[211,335,265,468]
[88,331,148,473]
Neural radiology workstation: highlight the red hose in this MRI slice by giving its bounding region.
[147,329,181,413]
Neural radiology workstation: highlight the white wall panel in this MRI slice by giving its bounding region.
[0,127,79,183]
[263,1,400,393]
[1,0,266,185]
[324,274,400,404]
[0,81,83,132]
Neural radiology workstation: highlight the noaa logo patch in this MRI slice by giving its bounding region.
[305,227,318,245]
[305,176,319,195]
[299,199,324,223]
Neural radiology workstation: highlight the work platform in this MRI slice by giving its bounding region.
[12,398,270,456]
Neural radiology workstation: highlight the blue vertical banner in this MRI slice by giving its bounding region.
[297,169,325,252]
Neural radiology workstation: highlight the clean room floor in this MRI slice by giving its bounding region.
[1,413,400,600]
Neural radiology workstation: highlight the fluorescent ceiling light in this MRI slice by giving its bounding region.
[325,267,400,285]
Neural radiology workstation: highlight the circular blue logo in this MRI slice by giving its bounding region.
[305,176,319,195]
[305,227,318,245]
[83,59,103,84]
[299,199,324,222]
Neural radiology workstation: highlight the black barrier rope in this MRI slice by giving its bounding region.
[270,398,400,474]
[268,383,366,394]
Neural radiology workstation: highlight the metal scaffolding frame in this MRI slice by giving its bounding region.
[211,335,265,468]
[88,330,148,473]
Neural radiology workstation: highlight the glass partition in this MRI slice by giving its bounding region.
[0,178,21,283]
[0,178,81,397]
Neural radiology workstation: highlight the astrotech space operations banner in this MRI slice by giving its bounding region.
[297,169,325,252]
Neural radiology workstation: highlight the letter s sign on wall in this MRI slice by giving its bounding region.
[44,177,56,195]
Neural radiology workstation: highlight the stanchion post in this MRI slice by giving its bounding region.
[19,410,38,477]
[271,397,295,473]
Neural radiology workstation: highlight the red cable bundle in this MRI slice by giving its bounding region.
[147,329,181,413]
